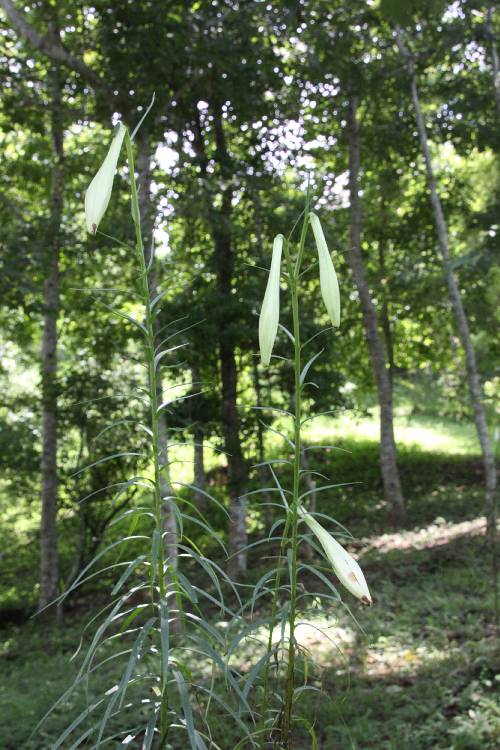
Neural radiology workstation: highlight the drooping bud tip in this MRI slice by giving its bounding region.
[258,234,283,367]
[85,122,127,235]
[309,211,341,328]
[299,505,372,604]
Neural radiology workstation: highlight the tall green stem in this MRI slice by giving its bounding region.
[125,133,170,746]
[258,515,291,748]
[282,206,310,745]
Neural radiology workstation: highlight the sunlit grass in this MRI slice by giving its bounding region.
[302,409,482,456]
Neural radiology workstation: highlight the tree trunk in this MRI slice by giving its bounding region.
[396,29,497,538]
[61,423,87,599]
[252,357,274,529]
[346,94,406,525]
[136,130,180,627]
[38,61,64,613]
[193,429,205,495]
[190,366,206,508]
[192,105,248,576]
[378,222,396,384]
[213,198,248,577]
[486,5,500,116]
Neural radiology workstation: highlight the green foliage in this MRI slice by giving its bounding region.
[0,0,499,746]
[1,469,497,749]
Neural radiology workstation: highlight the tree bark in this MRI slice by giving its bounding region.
[378,219,396,384]
[346,94,406,525]
[486,5,500,116]
[190,365,206,508]
[252,356,274,529]
[193,429,205,494]
[213,194,248,577]
[396,28,497,538]
[38,60,64,613]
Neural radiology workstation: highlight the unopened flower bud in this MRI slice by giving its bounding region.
[309,212,340,327]
[299,505,372,604]
[259,234,283,367]
[85,122,127,234]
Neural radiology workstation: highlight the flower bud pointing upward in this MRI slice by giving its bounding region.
[309,212,340,327]
[85,122,127,234]
[259,234,283,367]
[299,505,372,604]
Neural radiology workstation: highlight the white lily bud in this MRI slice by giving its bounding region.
[85,122,127,234]
[309,212,340,327]
[258,234,283,367]
[299,506,372,604]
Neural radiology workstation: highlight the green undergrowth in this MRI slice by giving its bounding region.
[0,414,497,748]
[0,412,492,615]
[1,479,497,748]
[292,528,499,750]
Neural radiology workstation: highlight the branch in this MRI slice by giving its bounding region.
[394,25,415,74]
[0,0,105,92]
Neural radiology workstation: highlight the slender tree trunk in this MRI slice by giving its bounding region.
[346,94,406,525]
[136,130,180,626]
[378,223,396,384]
[252,357,274,529]
[192,105,248,576]
[193,430,205,493]
[60,423,86,599]
[213,198,248,577]
[396,29,497,538]
[190,365,206,508]
[486,5,500,116]
[38,61,64,613]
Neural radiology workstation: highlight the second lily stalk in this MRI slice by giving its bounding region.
[282,207,310,743]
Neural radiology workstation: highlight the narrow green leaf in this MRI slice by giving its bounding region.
[100,302,148,336]
[278,321,295,344]
[52,698,104,749]
[173,669,198,750]
[300,349,324,385]
[71,452,144,478]
[151,528,161,583]
[118,617,156,709]
[111,555,147,595]
[298,482,352,501]
[150,288,169,310]
[143,709,159,750]
[160,599,170,689]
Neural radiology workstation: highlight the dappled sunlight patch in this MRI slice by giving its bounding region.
[283,619,355,658]
[362,516,486,554]
[359,639,451,681]
[226,613,357,676]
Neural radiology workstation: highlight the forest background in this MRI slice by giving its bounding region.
[0,0,498,748]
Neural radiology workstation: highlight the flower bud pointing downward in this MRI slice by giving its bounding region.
[309,212,340,328]
[259,234,284,366]
[85,122,127,234]
[299,506,372,604]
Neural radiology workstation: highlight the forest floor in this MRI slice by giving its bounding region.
[0,414,498,749]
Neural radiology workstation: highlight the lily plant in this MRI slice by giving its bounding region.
[256,199,371,748]
[43,112,244,750]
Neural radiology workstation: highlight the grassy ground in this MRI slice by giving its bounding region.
[296,516,499,749]
[0,414,498,748]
